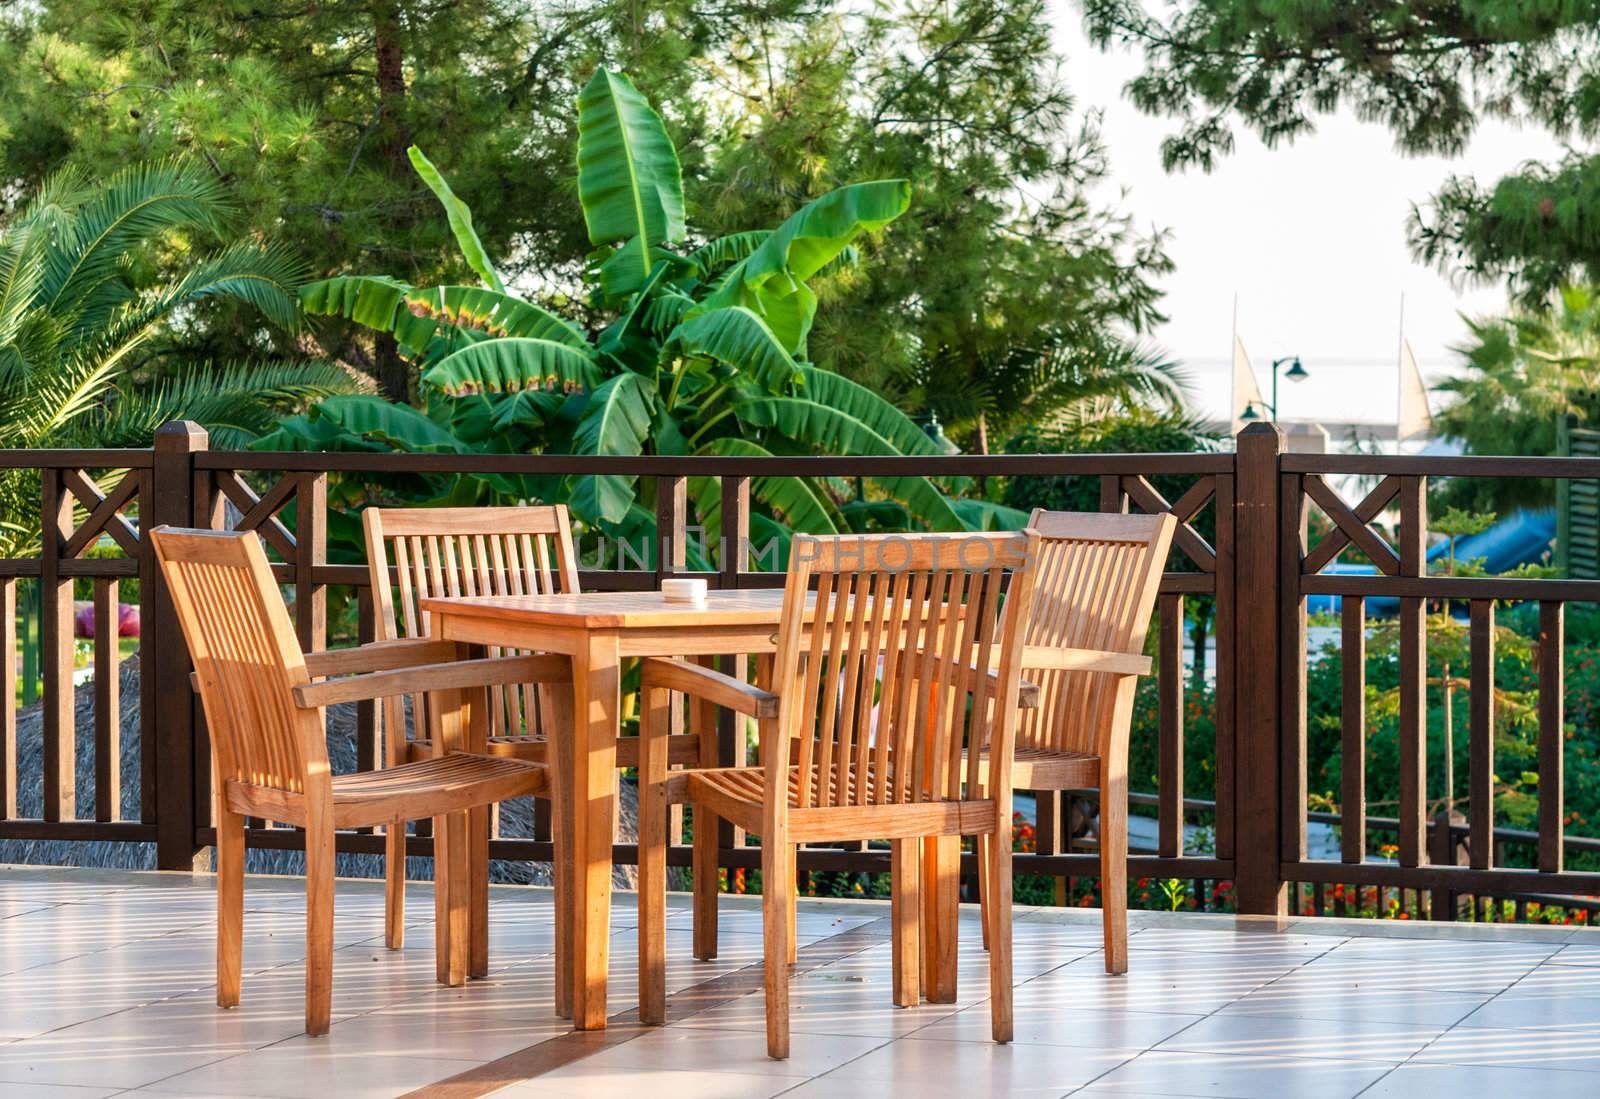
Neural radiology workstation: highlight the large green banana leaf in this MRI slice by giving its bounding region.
[301,275,438,357]
[424,338,602,397]
[688,438,839,547]
[577,69,684,286]
[597,262,672,370]
[310,395,466,452]
[406,286,592,351]
[684,231,770,276]
[666,306,802,393]
[408,146,504,293]
[734,394,965,530]
[697,181,909,353]
[795,365,943,455]
[569,371,656,522]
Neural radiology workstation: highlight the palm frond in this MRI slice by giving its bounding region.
[43,160,230,318]
[85,361,367,449]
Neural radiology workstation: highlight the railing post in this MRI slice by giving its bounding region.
[655,475,687,580]
[1233,423,1287,915]
[149,421,209,871]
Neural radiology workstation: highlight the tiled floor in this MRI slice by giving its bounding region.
[0,867,1597,1099]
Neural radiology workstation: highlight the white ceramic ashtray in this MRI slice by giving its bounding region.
[661,578,707,603]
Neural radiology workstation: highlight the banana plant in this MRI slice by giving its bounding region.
[280,68,968,553]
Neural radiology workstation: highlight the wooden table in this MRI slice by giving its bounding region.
[421,588,801,1030]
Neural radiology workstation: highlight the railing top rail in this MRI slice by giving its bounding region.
[1284,452,1600,478]
[195,450,1235,475]
[1300,573,1600,601]
[0,450,155,470]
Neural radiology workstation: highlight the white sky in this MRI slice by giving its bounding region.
[1050,6,1564,399]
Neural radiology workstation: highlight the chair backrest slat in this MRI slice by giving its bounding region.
[770,533,1037,811]
[1022,510,1176,758]
[363,506,578,741]
[151,528,324,794]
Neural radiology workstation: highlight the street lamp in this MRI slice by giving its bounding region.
[1240,356,1308,421]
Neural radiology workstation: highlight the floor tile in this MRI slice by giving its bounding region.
[1359,1062,1600,1099]
[1086,1049,1394,1098]
[1411,1025,1600,1070]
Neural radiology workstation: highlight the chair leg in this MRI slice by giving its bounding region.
[987,827,1013,1044]
[468,804,490,979]
[786,840,797,965]
[763,838,791,1060]
[304,822,335,1037]
[216,806,245,1009]
[638,684,670,1025]
[890,838,920,1007]
[921,834,959,1004]
[692,801,719,961]
[977,832,993,952]
[385,817,406,950]
[434,809,469,987]
[1101,775,1129,975]
[691,675,718,961]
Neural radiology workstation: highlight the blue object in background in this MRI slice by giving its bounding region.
[1304,508,1555,619]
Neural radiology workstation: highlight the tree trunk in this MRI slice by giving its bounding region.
[370,2,411,403]
[371,1,410,174]
[373,332,410,403]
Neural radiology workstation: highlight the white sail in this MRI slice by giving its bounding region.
[1398,337,1434,442]
[1230,335,1264,433]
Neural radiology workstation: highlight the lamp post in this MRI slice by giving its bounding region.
[1239,356,1309,422]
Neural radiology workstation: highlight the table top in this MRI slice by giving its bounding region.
[421,587,799,630]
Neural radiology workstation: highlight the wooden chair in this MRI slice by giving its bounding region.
[636,531,1041,1058]
[151,527,552,1035]
[973,510,1176,975]
[361,505,701,1006]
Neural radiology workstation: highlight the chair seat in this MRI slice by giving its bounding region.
[228,753,546,830]
[405,733,702,768]
[674,763,999,843]
[975,745,1101,789]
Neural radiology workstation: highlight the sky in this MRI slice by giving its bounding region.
[1048,6,1564,423]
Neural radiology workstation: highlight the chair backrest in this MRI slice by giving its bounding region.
[362,505,578,738]
[1021,510,1176,758]
[769,531,1039,811]
[150,527,324,794]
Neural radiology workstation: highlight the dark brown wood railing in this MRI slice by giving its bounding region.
[2,419,1597,921]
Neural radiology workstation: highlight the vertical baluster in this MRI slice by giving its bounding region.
[295,473,326,653]
[1539,601,1565,874]
[1340,596,1366,864]
[40,468,74,822]
[1397,476,1428,867]
[1469,600,1495,870]
[1,577,16,818]
[1158,593,1185,858]
[1213,473,1236,859]
[94,577,120,822]
[1280,472,1308,864]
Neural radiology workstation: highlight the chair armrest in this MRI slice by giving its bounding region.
[904,653,1040,710]
[302,638,460,678]
[189,638,466,693]
[640,657,779,718]
[1017,646,1152,677]
[291,653,571,709]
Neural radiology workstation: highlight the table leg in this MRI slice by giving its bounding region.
[467,684,491,980]
[431,686,469,987]
[542,680,575,1020]
[569,632,620,1029]
[920,833,959,1003]
[691,654,719,961]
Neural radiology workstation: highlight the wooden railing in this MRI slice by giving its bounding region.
[1,419,1596,920]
